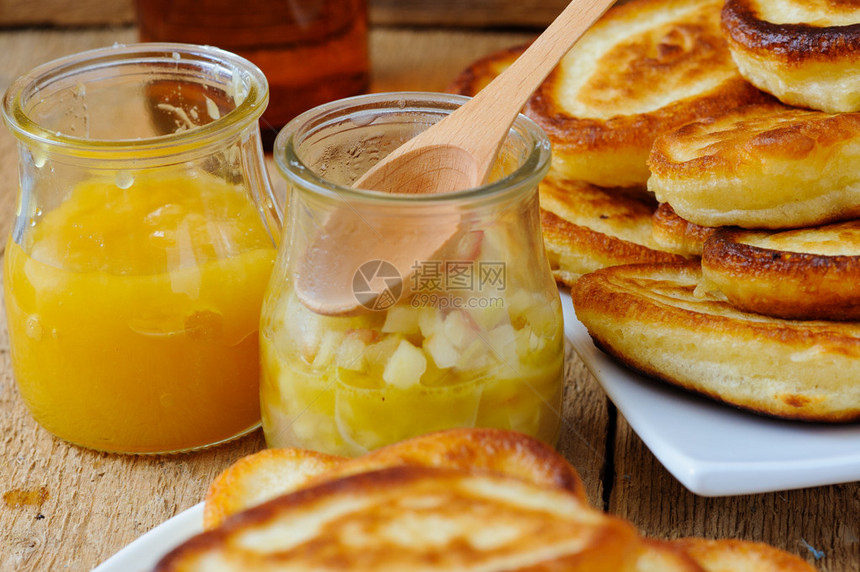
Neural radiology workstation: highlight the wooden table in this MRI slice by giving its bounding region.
[0,21,856,572]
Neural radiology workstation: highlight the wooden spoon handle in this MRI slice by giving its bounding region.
[459,0,614,171]
[407,0,615,181]
[353,0,615,194]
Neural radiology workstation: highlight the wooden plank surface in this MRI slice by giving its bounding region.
[611,414,859,567]
[369,0,572,28]
[0,21,856,572]
[0,0,134,27]
[0,0,569,29]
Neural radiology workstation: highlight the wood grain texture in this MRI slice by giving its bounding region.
[370,0,573,28]
[0,0,568,29]
[557,343,611,507]
[0,0,134,27]
[610,412,858,570]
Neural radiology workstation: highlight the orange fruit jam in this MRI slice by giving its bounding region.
[4,174,276,453]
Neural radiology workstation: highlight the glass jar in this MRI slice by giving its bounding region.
[136,0,370,148]
[1,44,280,454]
[262,92,564,457]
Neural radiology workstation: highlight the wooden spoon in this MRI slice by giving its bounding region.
[297,0,615,315]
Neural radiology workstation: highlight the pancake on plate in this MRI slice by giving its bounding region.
[671,538,818,572]
[636,537,817,572]
[702,221,860,321]
[203,428,587,529]
[203,448,345,530]
[721,0,860,113]
[539,176,688,286]
[635,539,708,572]
[525,0,769,188]
[447,44,526,97]
[649,102,860,229]
[157,466,642,572]
[312,427,587,502]
[651,202,715,257]
[189,427,818,572]
[572,261,860,422]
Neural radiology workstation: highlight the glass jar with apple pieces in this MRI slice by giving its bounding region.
[263,92,564,457]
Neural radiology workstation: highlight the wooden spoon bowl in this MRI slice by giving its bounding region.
[290,0,616,315]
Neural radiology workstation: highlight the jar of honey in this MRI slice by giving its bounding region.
[261,93,565,457]
[135,0,370,148]
[1,44,280,453]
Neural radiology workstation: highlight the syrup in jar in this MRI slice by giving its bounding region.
[136,0,370,147]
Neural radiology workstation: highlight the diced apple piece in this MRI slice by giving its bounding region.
[382,339,427,389]
[425,332,459,369]
[364,334,404,378]
[507,289,535,321]
[487,323,517,357]
[312,330,344,369]
[336,333,367,371]
[456,338,491,371]
[442,310,474,349]
[344,328,380,344]
[285,409,342,452]
[381,306,420,335]
[515,326,531,357]
[467,302,506,331]
[418,306,443,338]
[530,330,547,353]
[529,297,561,336]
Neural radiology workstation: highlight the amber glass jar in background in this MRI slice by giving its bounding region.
[136,0,370,148]
[262,93,565,457]
[1,44,280,453]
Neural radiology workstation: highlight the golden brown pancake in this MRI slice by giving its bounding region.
[525,0,769,188]
[652,202,716,257]
[635,539,707,572]
[649,103,860,228]
[203,448,345,530]
[156,466,643,572]
[192,434,816,571]
[702,221,860,321]
[311,427,588,503]
[722,0,860,112]
[540,177,688,286]
[672,538,818,572]
[447,44,526,97]
[203,428,587,529]
[572,261,860,422]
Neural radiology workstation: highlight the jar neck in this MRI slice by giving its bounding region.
[2,43,269,165]
[275,92,552,211]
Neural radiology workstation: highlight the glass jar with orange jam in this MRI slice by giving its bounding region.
[1,44,280,453]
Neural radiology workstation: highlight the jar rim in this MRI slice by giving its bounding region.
[273,92,552,206]
[1,42,269,159]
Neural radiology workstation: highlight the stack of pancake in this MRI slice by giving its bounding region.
[154,428,818,571]
[451,0,860,421]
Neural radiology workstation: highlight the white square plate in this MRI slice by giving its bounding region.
[93,502,203,572]
[560,290,860,497]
